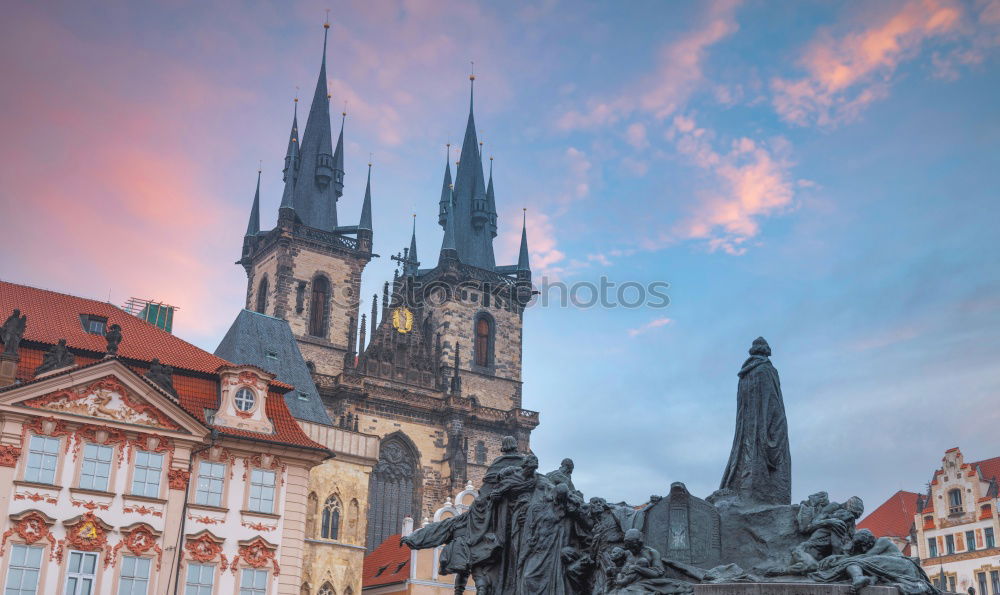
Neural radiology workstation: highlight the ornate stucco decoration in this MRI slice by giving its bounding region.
[23,376,179,430]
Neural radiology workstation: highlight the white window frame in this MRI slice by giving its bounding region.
[195,461,226,507]
[4,543,44,595]
[24,434,60,484]
[64,550,99,595]
[130,450,163,498]
[117,555,151,595]
[79,443,114,491]
[248,469,276,514]
[184,563,215,595]
[239,568,269,595]
[234,388,255,412]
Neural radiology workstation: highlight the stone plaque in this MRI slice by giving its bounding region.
[644,482,722,568]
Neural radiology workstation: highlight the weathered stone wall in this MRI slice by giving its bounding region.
[248,235,368,378]
[301,456,372,595]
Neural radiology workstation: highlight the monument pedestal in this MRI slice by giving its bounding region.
[0,355,18,388]
[693,584,898,595]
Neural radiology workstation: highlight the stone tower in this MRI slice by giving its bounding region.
[239,23,372,379]
[342,75,538,551]
[235,36,539,557]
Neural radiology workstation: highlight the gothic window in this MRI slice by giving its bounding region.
[322,495,341,540]
[309,276,330,337]
[300,584,311,595]
[317,583,335,595]
[367,433,419,551]
[256,276,269,314]
[475,441,487,465]
[474,313,494,367]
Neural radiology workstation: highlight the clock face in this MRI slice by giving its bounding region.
[391,307,414,334]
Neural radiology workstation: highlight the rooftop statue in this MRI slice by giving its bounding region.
[34,338,75,374]
[717,336,791,505]
[1,309,27,357]
[104,323,122,355]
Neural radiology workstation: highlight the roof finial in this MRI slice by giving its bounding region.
[342,100,347,119]
[257,160,262,173]
[324,9,330,28]
[369,152,374,167]
[469,61,476,112]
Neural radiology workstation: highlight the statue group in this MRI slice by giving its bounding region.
[403,338,938,595]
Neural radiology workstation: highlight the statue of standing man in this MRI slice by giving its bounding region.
[718,337,791,505]
[1,309,27,357]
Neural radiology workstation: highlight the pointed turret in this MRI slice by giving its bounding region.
[449,73,495,269]
[359,162,373,231]
[246,170,261,237]
[517,209,530,272]
[290,22,339,231]
[279,99,299,217]
[242,170,262,262]
[486,156,498,238]
[438,144,453,228]
[406,216,419,275]
[333,112,346,197]
[440,188,457,260]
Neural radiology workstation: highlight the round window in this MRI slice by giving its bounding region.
[234,387,256,411]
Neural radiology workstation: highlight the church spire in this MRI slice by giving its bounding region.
[437,143,452,228]
[486,155,498,238]
[517,208,530,272]
[333,110,346,198]
[289,20,339,231]
[406,215,419,275]
[440,186,457,259]
[279,98,299,215]
[359,162,373,231]
[246,169,261,238]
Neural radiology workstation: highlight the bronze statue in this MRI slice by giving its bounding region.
[547,458,577,492]
[1,309,27,357]
[34,339,75,374]
[718,336,791,505]
[809,529,939,594]
[104,323,122,355]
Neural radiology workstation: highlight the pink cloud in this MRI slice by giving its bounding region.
[628,317,674,337]
[669,116,797,254]
[771,0,974,126]
[555,0,741,130]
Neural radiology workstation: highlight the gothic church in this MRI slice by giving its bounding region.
[217,22,540,594]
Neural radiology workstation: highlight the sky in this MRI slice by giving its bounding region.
[1,0,999,513]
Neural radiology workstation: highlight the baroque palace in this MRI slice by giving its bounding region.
[0,22,540,595]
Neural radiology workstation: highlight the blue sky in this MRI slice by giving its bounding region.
[1,0,998,511]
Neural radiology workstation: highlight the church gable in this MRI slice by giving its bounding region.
[0,360,207,436]
[21,375,180,430]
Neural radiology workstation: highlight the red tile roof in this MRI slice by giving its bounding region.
[1,281,325,452]
[859,490,921,539]
[363,533,409,588]
[973,456,1000,485]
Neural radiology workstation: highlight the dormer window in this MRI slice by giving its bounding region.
[234,388,256,412]
[80,314,107,335]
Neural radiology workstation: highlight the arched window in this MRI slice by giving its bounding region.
[309,276,330,337]
[474,313,494,367]
[300,584,311,595]
[322,495,341,540]
[256,276,269,314]
[317,583,335,595]
[367,433,419,551]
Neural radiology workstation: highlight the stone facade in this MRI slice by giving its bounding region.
[244,220,370,379]
[298,422,379,595]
